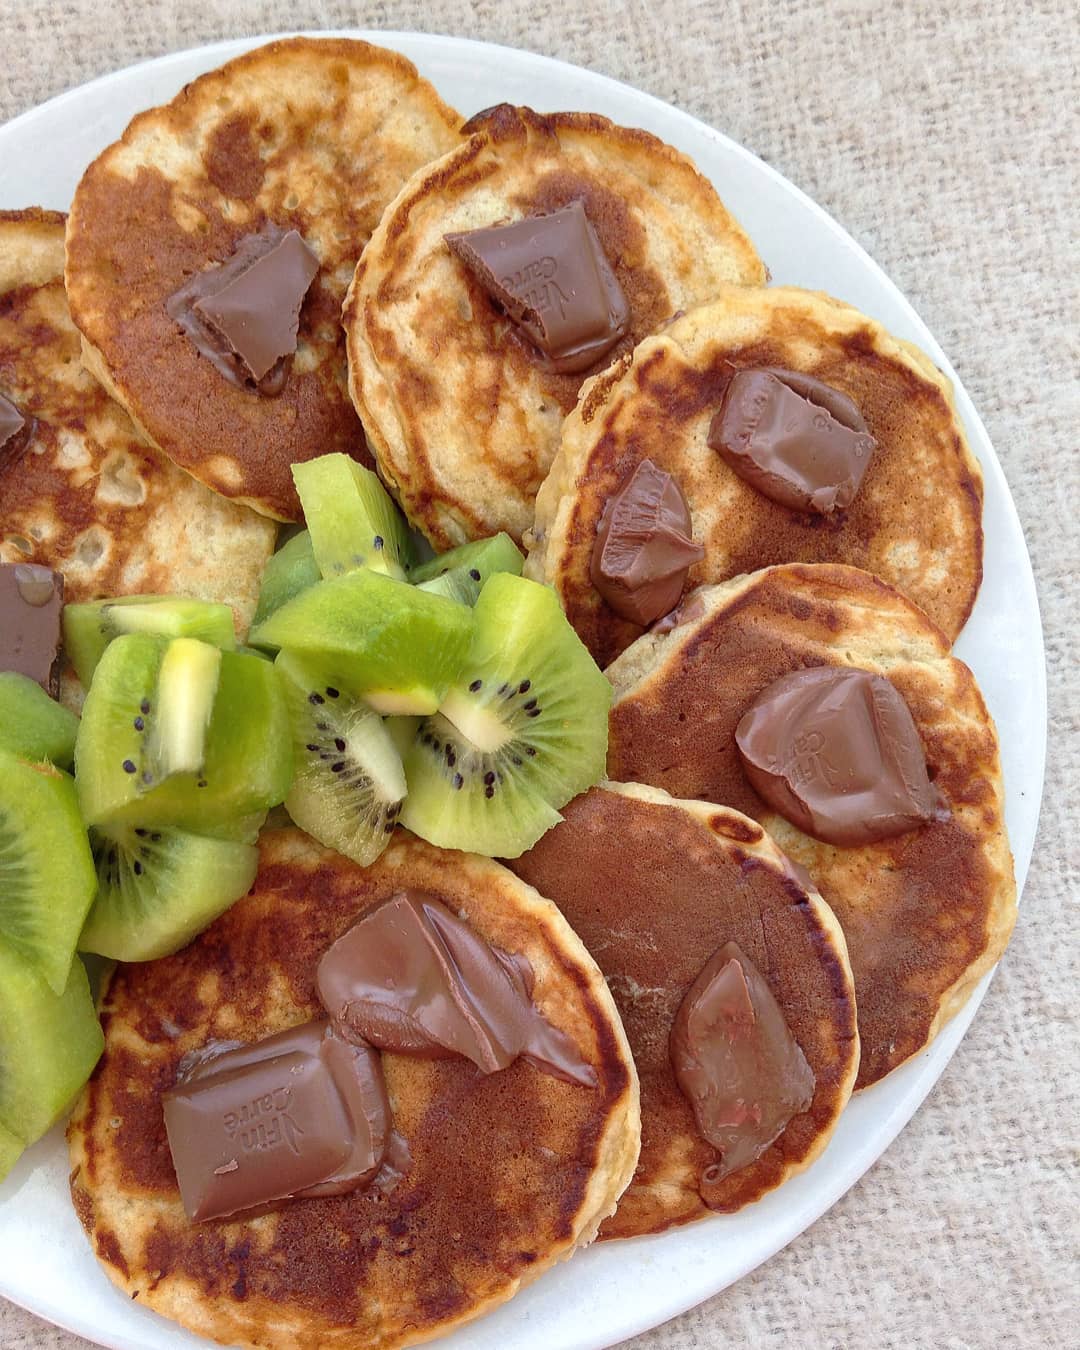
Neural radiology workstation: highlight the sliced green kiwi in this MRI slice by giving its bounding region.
[0,943,103,1145]
[249,570,473,715]
[293,454,413,582]
[412,533,524,605]
[76,636,293,836]
[251,529,321,633]
[0,672,79,767]
[400,573,611,858]
[63,595,236,688]
[144,637,221,782]
[80,825,258,962]
[276,651,406,865]
[0,751,97,993]
[0,1116,22,1183]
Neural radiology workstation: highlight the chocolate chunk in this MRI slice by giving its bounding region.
[163,1019,388,1223]
[0,391,35,466]
[316,890,597,1087]
[167,226,319,395]
[445,201,629,374]
[735,665,940,846]
[0,563,64,696]
[590,459,705,626]
[670,941,815,1182]
[707,367,877,514]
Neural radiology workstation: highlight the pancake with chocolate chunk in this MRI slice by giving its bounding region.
[510,781,858,1237]
[528,288,984,666]
[65,37,462,521]
[605,563,1015,1089]
[68,827,639,1350]
[343,103,765,548]
[0,209,274,639]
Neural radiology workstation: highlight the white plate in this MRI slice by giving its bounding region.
[0,30,1046,1350]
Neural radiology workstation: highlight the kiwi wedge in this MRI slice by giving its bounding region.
[293,454,413,582]
[0,751,97,993]
[249,570,473,715]
[80,825,258,962]
[276,651,407,865]
[0,672,79,767]
[251,529,321,632]
[0,1116,22,1184]
[412,533,524,605]
[76,635,292,836]
[63,595,236,688]
[0,943,103,1146]
[400,573,611,857]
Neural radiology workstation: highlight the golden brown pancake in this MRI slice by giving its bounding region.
[344,103,766,549]
[0,209,274,636]
[65,38,462,521]
[68,827,639,1350]
[510,781,858,1238]
[528,288,984,666]
[605,564,1016,1089]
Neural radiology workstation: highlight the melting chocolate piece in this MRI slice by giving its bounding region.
[0,391,35,465]
[670,941,815,1182]
[707,367,877,514]
[167,226,319,395]
[317,891,597,1087]
[735,665,939,846]
[590,459,705,626]
[445,201,629,374]
[163,1019,388,1223]
[0,564,64,696]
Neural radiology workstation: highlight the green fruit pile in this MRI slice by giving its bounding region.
[249,454,611,866]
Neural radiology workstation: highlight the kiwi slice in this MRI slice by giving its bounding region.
[80,824,258,962]
[249,570,473,715]
[251,529,321,632]
[0,751,97,994]
[144,637,221,782]
[76,635,293,836]
[276,651,407,865]
[0,1116,22,1184]
[0,943,103,1145]
[293,454,413,582]
[412,533,524,605]
[400,574,611,858]
[63,595,236,688]
[0,672,79,767]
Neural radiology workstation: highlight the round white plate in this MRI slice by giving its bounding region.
[0,30,1046,1350]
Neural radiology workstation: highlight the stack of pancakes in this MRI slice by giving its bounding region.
[1,33,1016,1350]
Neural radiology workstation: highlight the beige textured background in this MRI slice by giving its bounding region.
[1,1,1076,1347]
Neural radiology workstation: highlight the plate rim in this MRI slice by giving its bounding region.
[0,27,1047,1350]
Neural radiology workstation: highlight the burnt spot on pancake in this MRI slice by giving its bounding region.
[511,785,857,1235]
[94,1227,129,1279]
[203,113,265,201]
[606,564,1014,1089]
[67,828,636,1344]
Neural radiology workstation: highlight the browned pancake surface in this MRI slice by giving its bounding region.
[528,289,984,665]
[65,38,462,520]
[0,209,274,634]
[68,828,638,1350]
[605,564,1015,1088]
[345,104,765,548]
[511,781,857,1237]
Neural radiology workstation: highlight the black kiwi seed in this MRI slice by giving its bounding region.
[140,699,151,715]
[133,716,145,731]
[484,786,495,799]
[197,779,208,788]
[325,687,340,699]
[523,698,537,711]
[331,762,345,773]
[469,679,482,692]
[518,680,530,693]
[122,759,136,774]
[309,692,325,705]
[373,536,384,550]
[468,569,481,581]
[452,773,464,789]
[335,738,346,752]
[483,771,496,785]
[306,742,319,751]
[526,747,537,757]
[527,708,541,718]
[135,828,147,837]
[133,860,143,875]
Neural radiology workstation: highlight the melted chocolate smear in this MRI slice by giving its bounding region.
[735,665,941,846]
[445,201,629,374]
[707,367,877,515]
[670,941,815,1184]
[591,458,705,626]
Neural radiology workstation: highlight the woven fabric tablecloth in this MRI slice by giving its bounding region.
[1,1,1076,1347]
